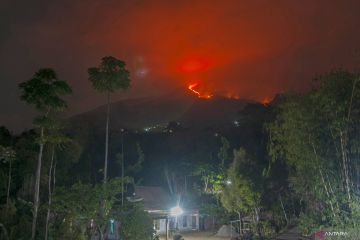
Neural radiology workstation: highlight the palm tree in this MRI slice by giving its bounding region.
[88,56,130,183]
[19,68,72,240]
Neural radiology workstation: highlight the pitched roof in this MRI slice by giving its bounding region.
[134,186,173,211]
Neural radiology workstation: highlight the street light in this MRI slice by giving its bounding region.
[170,205,183,216]
[121,128,125,206]
[168,205,183,239]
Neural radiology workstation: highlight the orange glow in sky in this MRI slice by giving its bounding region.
[179,58,211,73]
[7,0,358,110]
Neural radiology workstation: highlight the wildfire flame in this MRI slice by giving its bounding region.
[262,97,271,105]
[188,83,213,99]
[226,93,240,99]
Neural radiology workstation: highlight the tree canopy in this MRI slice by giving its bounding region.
[88,56,130,93]
[19,68,72,112]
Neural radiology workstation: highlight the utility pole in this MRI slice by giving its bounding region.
[165,217,168,240]
[121,129,125,206]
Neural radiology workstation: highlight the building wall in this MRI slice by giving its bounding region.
[155,213,199,234]
[178,214,199,231]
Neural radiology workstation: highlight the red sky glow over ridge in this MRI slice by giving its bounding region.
[1,0,360,130]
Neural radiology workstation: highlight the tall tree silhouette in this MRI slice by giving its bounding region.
[44,127,70,240]
[0,146,15,211]
[19,68,72,240]
[88,56,130,183]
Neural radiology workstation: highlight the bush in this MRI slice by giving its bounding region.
[116,203,154,240]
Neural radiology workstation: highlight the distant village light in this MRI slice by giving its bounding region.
[170,206,183,216]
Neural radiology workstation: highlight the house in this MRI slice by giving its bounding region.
[133,186,200,234]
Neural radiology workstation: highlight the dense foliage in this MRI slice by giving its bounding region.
[268,69,360,235]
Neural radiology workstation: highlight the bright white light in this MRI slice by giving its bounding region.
[226,180,232,185]
[170,206,183,216]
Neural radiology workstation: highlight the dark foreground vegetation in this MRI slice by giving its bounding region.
[0,57,360,239]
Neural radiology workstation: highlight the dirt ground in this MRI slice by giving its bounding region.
[159,231,231,240]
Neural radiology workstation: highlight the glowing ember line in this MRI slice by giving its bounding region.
[188,83,213,99]
[188,83,201,95]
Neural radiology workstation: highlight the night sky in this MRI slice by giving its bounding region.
[1,0,360,131]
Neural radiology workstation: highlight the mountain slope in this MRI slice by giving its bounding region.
[69,89,251,131]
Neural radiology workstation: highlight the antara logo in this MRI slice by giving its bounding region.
[314,229,348,239]
[314,230,326,239]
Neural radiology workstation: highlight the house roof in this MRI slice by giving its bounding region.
[134,186,173,212]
